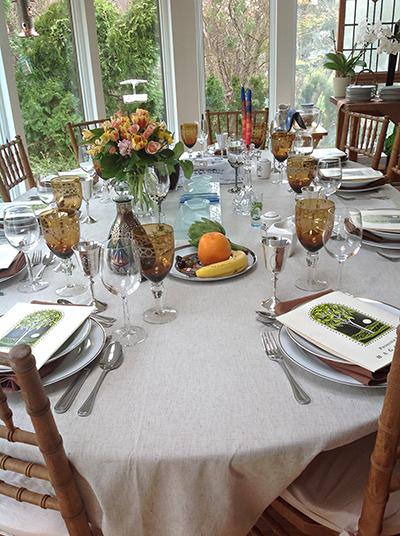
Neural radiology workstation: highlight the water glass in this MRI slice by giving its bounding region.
[4,205,49,293]
[261,236,290,316]
[80,175,97,224]
[144,164,170,224]
[250,192,264,227]
[35,174,55,205]
[100,239,146,346]
[315,157,342,197]
[323,207,362,290]
[227,139,245,194]
[79,145,95,176]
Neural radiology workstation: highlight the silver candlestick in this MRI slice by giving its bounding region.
[73,240,107,312]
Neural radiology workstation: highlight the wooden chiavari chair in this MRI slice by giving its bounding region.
[205,109,269,148]
[387,123,400,186]
[66,119,107,164]
[338,111,389,170]
[252,325,400,536]
[0,136,35,202]
[0,344,96,535]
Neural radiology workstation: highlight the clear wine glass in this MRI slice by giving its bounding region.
[100,239,147,346]
[35,174,55,205]
[78,145,95,176]
[315,157,342,197]
[227,139,245,194]
[4,205,49,293]
[198,114,208,156]
[323,207,363,290]
[144,164,170,224]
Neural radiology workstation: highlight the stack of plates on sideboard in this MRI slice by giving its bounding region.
[346,85,375,102]
[379,85,400,101]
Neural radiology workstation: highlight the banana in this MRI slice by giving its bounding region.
[195,250,248,278]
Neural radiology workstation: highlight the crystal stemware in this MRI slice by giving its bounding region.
[270,130,294,184]
[133,223,176,324]
[323,207,362,290]
[78,145,95,176]
[73,240,107,312]
[35,174,55,205]
[180,122,198,158]
[51,176,83,211]
[227,139,245,194]
[100,239,146,346]
[295,188,335,291]
[287,153,316,194]
[261,236,290,316]
[80,175,97,224]
[4,205,49,293]
[198,114,208,156]
[144,164,170,224]
[315,157,342,197]
[39,208,85,297]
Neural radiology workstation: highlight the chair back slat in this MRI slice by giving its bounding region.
[0,424,38,446]
[0,345,93,535]
[0,479,59,510]
[387,123,400,184]
[389,474,400,492]
[0,136,35,202]
[0,452,49,480]
[338,112,389,170]
[0,387,14,432]
[205,109,269,148]
[67,119,107,164]
[357,325,400,536]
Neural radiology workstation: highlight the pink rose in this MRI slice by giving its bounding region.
[143,123,156,139]
[145,141,161,155]
[129,124,140,134]
[109,146,117,155]
[118,139,133,157]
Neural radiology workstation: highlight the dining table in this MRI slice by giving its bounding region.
[1,162,400,536]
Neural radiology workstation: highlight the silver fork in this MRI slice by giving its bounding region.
[261,331,311,405]
[23,250,42,280]
[35,252,55,280]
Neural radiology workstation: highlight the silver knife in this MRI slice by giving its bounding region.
[54,337,109,413]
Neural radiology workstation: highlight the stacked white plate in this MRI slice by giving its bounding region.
[361,208,400,249]
[339,166,383,190]
[379,85,400,101]
[277,298,394,388]
[346,84,375,102]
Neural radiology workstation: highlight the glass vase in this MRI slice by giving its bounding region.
[125,169,154,217]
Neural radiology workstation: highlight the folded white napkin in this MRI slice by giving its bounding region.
[0,244,18,270]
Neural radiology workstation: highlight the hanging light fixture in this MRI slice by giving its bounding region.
[16,0,39,38]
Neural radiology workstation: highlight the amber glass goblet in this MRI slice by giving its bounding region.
[287,154,316,194]
[40,208,85,297]
[295,189,335,291]
[133,223,176,324]
[51,176,83,211]
[270,131,294,184]
[180,123,198,158]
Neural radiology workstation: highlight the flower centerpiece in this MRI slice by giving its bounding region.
[82,109,193,211]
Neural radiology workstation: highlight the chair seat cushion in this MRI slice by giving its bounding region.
[0,470,69,536]
[281,433,400,536]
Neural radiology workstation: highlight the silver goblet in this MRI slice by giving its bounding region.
[261,236,290,316]
[73,240,108,312]
[80,176,97,224]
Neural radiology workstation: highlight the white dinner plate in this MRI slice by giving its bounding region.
[339,184,382,193]
[278,298,397,388]
[366,229,400,240]
[363,239,400,250]
[170,244,257,282]
[286,328,348,363]
[0,318,92,372]
[42,319,106,387]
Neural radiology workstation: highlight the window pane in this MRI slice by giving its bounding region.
[94,0,166,120]
[296,0,339,147]
[202,0,269,112]
[6,0,83,173]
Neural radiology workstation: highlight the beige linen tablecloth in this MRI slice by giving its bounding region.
[1,178,400,536]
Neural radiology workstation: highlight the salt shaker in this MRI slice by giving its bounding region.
[260,211,282,237]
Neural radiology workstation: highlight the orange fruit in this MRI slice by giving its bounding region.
[198,232,231,266]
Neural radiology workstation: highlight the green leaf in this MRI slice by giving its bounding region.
[173,141,185,159]
[179,159,193,179]
[323,61,341,71]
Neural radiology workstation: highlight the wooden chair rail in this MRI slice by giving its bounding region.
[0,136,35,202]
[0,479,59,510]
[0,452,49,480]
[0,425,38,446]
[205,109,269,148]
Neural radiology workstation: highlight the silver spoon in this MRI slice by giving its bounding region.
[78,341,123,417]
[56,299,116,323]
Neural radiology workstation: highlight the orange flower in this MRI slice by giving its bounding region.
[145,140,161,155]
[132,135,147,151]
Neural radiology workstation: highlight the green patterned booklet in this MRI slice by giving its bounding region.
[277,291,398,372]
[0,303,93,369]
